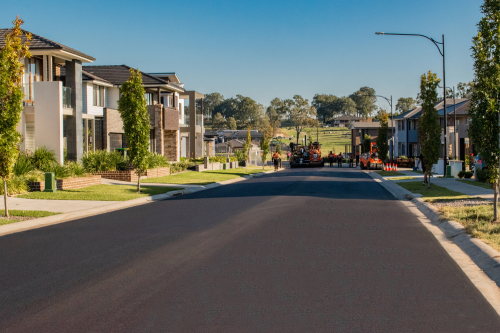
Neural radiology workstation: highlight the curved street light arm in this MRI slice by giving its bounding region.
[375,32,444,56]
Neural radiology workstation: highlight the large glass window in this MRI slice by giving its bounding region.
[93,85,105,107]
[145,93,153,106]
[23,57,43,103]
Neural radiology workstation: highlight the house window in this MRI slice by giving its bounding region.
[93,85,105,107]
[23,57,42,103]
[145,93,153,106]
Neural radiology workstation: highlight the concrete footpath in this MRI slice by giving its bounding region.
[0,168,283,237]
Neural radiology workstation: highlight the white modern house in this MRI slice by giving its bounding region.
[0,28,95,163]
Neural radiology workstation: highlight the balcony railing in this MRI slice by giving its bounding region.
[23,84,34,106]
[62,86,73,109]
[196,114,203,126]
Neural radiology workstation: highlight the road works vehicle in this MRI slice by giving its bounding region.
[360,142,384,170]
[289,142,324,168]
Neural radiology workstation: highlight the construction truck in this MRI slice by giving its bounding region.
[289,141,324,168]
[360,142,384,170]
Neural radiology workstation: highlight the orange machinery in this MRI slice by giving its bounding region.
[308,142,324,167]
[360,142,384,170]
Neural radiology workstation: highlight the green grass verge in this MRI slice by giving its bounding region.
[0,210,60,226]
[441,205,500,252]
[387,177,417,181]
[457,179,493,190]
[376,171,405,177]
[144,168,274,185]
[17,185,183,201]
[397,181,471,202]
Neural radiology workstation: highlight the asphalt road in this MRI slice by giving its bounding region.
[0,167,499,332]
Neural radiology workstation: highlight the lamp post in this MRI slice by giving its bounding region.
[376,32,447,175]
[358,93,393,160]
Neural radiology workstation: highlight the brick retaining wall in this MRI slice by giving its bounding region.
[95,167,170,182]
[28,175,102,192]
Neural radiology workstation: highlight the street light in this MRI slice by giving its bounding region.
[357,93,394,160]
[376,31,447,175]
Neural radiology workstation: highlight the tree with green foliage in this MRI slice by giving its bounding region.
[349,87,377,118]
[0,17,31,217]
[395,97,417,115]
[376,111,389,161]
[203,92,224,120]
[212,112,226,130]
[418,71,441,189]
[456,81,474,98]
[289,95,318,144]
[363,134,372,153]
[469,0,500,221]
[118,68,150,193]
[243,128,252,171]
[260,129,271,169]
[227,116,237,130]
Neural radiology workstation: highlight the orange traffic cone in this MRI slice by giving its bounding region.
[395,164,398,172]
[384,163,387,171]
[391,163,395,171]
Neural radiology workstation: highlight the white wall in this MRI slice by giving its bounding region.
[83,82,106,116]
[107,87,120,110]
[33,81,64,164]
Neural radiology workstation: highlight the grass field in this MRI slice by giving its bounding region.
[144,167,274,185]
[279,126,351,154]
[0,210,60,226]
[17,185,182,201]
[397,181,471,202]
[387,177,417,181]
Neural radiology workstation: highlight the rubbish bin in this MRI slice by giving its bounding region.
[43,172,57,193]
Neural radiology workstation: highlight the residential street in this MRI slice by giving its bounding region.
[0,167,499,332]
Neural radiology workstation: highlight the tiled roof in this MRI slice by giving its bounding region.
[82,65,170,86]
[59,67,111,84]
[394,107,422,120]
[394,99,471,120]
[351,120,394,129]
[0,28,95,61]
[450,100,471,115]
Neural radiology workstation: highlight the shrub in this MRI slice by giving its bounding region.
[234,150,245,162]
[399,155,408,160]
[147,153,169,169]
[65,161,87,177]
[0,176,29,195]
[180,157,187,162]
[464,171,473,179]
[82,150,127,172]
[25,170,44,182]
[13,152,34,177]
[229,156,238,162]
[209,156,227,164]
[476,168,488,183]
[458,170,466,179]
[31,147,57,171]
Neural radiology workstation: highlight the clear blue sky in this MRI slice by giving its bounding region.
[2,0,483,109]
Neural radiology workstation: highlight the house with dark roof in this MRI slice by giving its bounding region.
[393,98,471,159]
[331,115,362,127]
[0,28,94,163]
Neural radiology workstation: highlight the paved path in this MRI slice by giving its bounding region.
[0,167,499,332]
[0,197,119,213]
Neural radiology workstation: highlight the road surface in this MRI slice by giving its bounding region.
[0,167,499,332]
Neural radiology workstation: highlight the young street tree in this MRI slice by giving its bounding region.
[363,134,372,153]
[260,129,271,169]
[243,128,252,172]
[289,95,318,144]
[118,68,150,193]
[0,17,31,217]
[469,0,500,221]
[376,111,389,161]
[418,71,441,189]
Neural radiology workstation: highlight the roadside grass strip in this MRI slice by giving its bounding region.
[441,205,500,252]
[144,168,274,185]
[457,179,493,190]
[376,171,405,177]
[397,181,471,202]
[17,185,183,201]
[387,177,417,181]
[0,210,60,226]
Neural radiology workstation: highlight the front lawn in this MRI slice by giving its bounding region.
[457,179,493,190]
[144,168,274,185]
[397,181,471,202]
[376,171,405,177]
[0,210,60,226]
[441,205,500,252]
[17,185,183,201]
